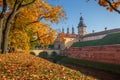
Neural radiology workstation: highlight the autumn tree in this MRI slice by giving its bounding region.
[32,23,56,49]
[87,0,120,14]
[56,32,65,43]
[0,0,7,53]
[0,0,36,53]
[0,0,64,53]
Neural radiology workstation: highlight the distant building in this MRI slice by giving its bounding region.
[54,32,76,50]
[54,16,120,50]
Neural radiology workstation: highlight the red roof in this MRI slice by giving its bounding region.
[63,34,77,38]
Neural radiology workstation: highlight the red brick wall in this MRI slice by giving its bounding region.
[65,45,120,64]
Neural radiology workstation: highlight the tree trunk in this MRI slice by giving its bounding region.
[0,0,7,53]
[1,0,35,53]
[1,0,22,54]
[2,11,17,53]
[0,19,3,53]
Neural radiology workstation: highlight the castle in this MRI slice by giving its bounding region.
[54,16,120,50]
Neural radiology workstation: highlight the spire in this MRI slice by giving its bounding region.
[67,27,69,34]
[105,27,107,31]
[72,26,74,34]
[78,16,86,28]
[62,28,64,33]
[80,16,83,21]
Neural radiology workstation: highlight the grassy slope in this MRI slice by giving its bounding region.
[54,56,120,74]
[72,32,120,47]
[0,53,96,80]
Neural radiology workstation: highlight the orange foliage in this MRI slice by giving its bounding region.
[0,53,96,79]
[98,0,120,12]
[88,0,120,13]
[99,0,108,6]
[56,32,65,42]
[0,0,2,6]
[7,0,64,50]
[34,23,56,48]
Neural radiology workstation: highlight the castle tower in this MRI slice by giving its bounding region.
[72,27,74,34]
[67,27,69,34]
[78,16,87,36]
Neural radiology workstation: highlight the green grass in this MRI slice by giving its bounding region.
[53,56,120,74]
[72,32,120,47]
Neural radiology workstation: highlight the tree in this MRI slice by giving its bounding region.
[0,0,36,53]
[0,0,65,53]
[33,23,56,49]
[8,30,30,53]
[88,0,120,14]
[56,32,65,43]
[0,0,7,52]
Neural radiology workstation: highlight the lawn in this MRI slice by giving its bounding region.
[53,56,120,74]
[0,53,96,80]
[72,32,120,47]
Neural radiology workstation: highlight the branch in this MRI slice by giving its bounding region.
[21,0,36,8]
[25,16,45,26]
[105,0,120,14]
[26,20,39,26]
[0,0,7,18]
[30,32,52,42]
[16,0,24,11]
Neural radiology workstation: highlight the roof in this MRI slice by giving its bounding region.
[64,34,77,38]
[84,28,120,38]
[54,33,76,42]
[78,16,86,27]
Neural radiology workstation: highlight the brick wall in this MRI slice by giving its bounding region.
[65,45,120,64]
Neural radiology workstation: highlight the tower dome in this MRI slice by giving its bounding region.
[78,16,87,38]
[78,16,86,27]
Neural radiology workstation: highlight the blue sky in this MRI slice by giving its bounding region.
[47,0,120,34]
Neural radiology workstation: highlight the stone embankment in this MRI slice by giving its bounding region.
[65,45,120,64]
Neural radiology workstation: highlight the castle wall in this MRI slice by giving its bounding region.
[64,37,77,48]
[54,41,65,50]
[83,34,106,41]
[54,38,77,50]
[65,45,120,65]
[54,42,59,49]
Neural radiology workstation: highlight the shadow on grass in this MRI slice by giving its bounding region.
[40,55,120,80]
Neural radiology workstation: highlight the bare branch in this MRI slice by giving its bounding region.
[21,0,36,8]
